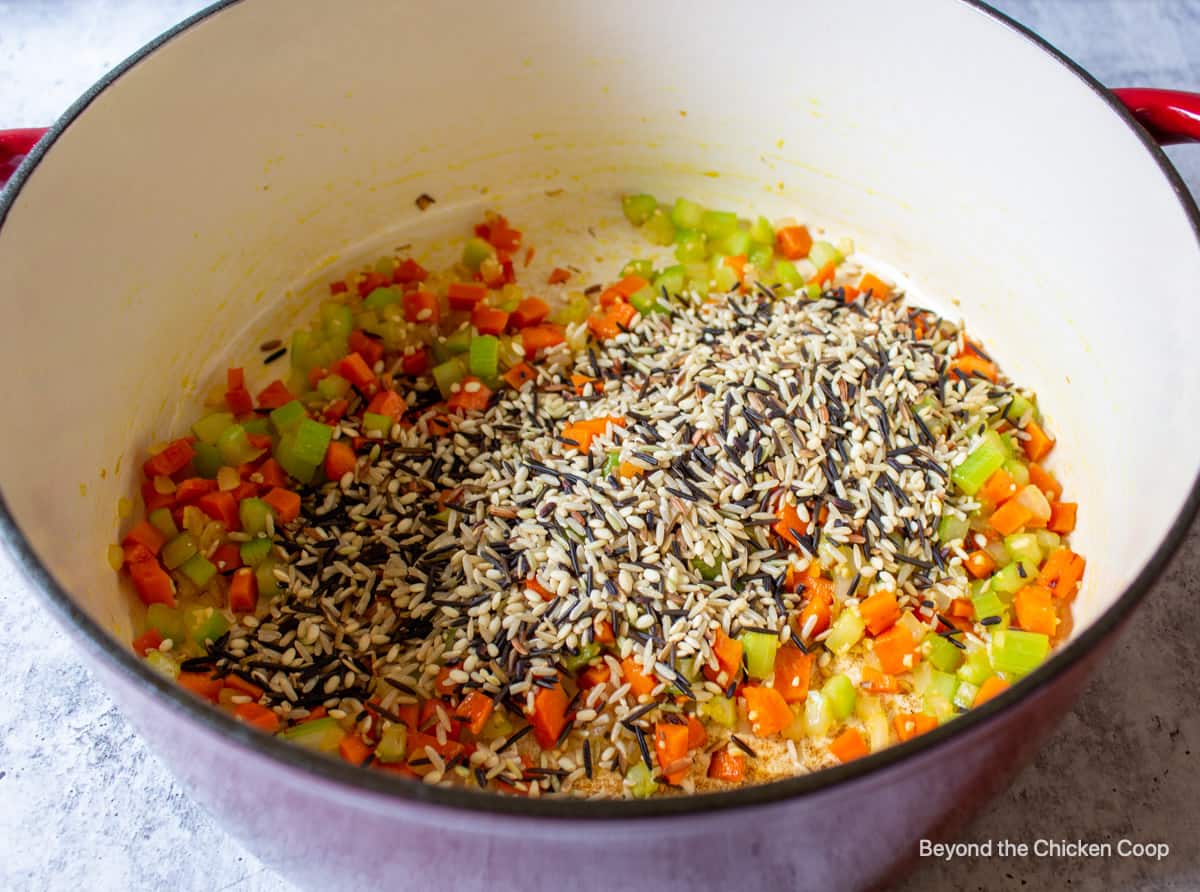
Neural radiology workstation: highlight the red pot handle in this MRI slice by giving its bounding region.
[0,127,49,189]
[1113,88,1200,146]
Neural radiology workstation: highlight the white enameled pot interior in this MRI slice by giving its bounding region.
[1,0,1197,653]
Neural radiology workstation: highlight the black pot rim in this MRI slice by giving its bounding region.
[1,0,1197,821]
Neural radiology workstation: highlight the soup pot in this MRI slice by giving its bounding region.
[2,1,1199,889]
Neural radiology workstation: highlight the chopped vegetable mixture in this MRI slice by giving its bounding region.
[116,196,1084,797]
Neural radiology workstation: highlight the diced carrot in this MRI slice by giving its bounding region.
[873,623,920,675]
[621,656,658,698]
[964,549,997,579]
[246,432,273,452]
[578,662,611,689]
[470,304,509,336]
[974,676,1011,706]
[329,280,348,295]
[796,578,834,639]
[979,468,1017,505]
[197,490,240,529]
[859,590,901,636]
[950,353,999,383]
[223,674,264,699]
[773,643,815,703]
[1043,552,1086,601]
[857,272,893,301]
[447,282,488,311]
[210,542,242,573]
[178,671,223,702]
[132,628,164,656]
[861,666,900,694]
[571,374,604,396]
[323,440,357,481]
[773,501,809,549]
[140,479,175,512]
[510,296,550,329]
[122,542,155,566]
[367,390,405,422]
[446,377,493,413]
[775,225,812,260]
[128,559,176,607]
[829,727,869,763]
[604,275,649,303]
[594,618,615,645]
[484,216,523,252]
[686,714,706,749]
[948,597,974,619]
[841,285,860,302]
[503,361,537,390]
[705,626,744,683]
[331,353,377,393]
[228,567,258,613]
[235,702,281,733]
[707,748,746,782]
[348,329,384,368]
[225,386,253,416]
[227,367,245,391]
[402,290,441,324]
[521,322,567,357]
[393,258,428,284]
[356,271,388,297]
[1028,462,1062,501]
[400,348,429,377]
[989,498,1033,536]
[807,260,838,287]
[1048,502,1077,534]
[433,668,458,698]
[529,679,569,748]
[122,520,166,557]
[262,487,301,523]
[1021,420,1055,462]
[525,576,553,601]
[407,730,465,763]
[654,721,691,784]
[174,477,217,505]
[742,685,792,737]
[1014,584,1057,636]
[454,691,495,736]
[255,379,295,410]
[723,254,748,287]
[560,416,625,451]
[547,267,572,285]
[338,733,373,765]
[894,712,938,742]
[143,438,195,479]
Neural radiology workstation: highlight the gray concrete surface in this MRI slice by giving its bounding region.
[0,2,1197,890]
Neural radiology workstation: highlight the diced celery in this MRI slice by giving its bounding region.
[239,537,273,567]
[718,229,752,257]
[563,642,601,674]
[957,647,994,686]
[683,261,711,288]
[622,193,658,226]
[1005,533,1043,565]
[822,673,856,720]
[629,286,667,316]
[1004,458,1031,487]
[674,229,707,263]
[699,694,737,728]
[804,689,834,737]
[270,400,307,435]
[363,285,401,310]
[480,708,514,740]
[990,629,1049,676]
[146,603,185,643]
[924,669,959,721]
[433,356,468,400]
[185,605,230,648]
[145,649,180,680]
[148,507,179,539]
[320,302,354,340]
[551,294,592,325]
[639,209,676,246]
[653,265,687,298]
[953,680,980,711]
[620,258,655,280]
[699,210,739,239]
[626,760,658,798]
[239,498,273,536]
[462,236,495,271]
[669,197,705,230]
[747,242,774,270]
[925,632,964,672]
[316,373,352,401]
[162,533,199,570]
[375,724,408,762]
[1004,392,1035,423]
[804,283,822,299]
[990,560,1038,595]
[774,259,802,291]
[217,424,262,466]
[469,334,500,381]
[242,417,272,437]
[938,513,970,544]
[255,557,284,598]
[807,240,843,270]
[362,412,392,437]
[825,609,865,655]
[279,716,343,752]
[290,329,316,373]
[749,216,775,246]
[602,451,621,476]
[692,556,723,581]
[274,437,317,484]
[781,704,807,742]
[192,442,222,479]
[859,696,890,752]
[972,587,1007,624]
[1035,530,1061,552]
[951,430,1008,496]
[710,262,739,293]
[192,412,235,444]
[439,329,472,359]
[179,553,217,588]
[740,631,778,679]
[291,419,333,466]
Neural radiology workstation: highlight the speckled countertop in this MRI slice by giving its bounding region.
[1,2,1198,890]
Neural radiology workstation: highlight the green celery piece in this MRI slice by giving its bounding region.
[192,412,234,445]
[628,286,665,316]
[639,209,676,246]
[626,760,659,798]
[1004,533,1043,565]
[673,229,707,263]
[239,537,273,567]
[373,256,395,277]
[925,632,964,672]
[274,436,317,484]
[1004,392,1035,423]
[710,263,738,293]
[433,357,468,399]
[807,240,843,270]
[1035,530,1061,552]
[825,609,865,655]
[698,694,736,728]
[362,412,393,437]
[957,647,994,686]
[749,215,775,245]
[740,631,778,679]
[563,643,601,674]
[803,283,822,299]
[653,265,687,298]
[362,286,401,310]
[241,416,271,437]
[990,560,1038,595]
[320,302,354,340]
[990,629,1049,676]
[146,603,185,643]
[692,556,723,581]
[773,259,802,291]
[822,673,856,720]
[431,329,472,365]
[216,424,262,466]
[620,258,655,280]
[747,242,774,270]
[292,419,333,467]
[374,724,408,762]
[953,680,980,711]
[952,430,1007,495]
[923,669,959,721]
[937,514,969,544]
[669,197,705,230]
[462,236,495,271]
[682,261,710,289]
[239,498,273,536]
[621,193,658,226]
[972,587,1007,624]
[469,334,500,381]
[1004,458,1031,487]
[480,709,514,740]
[290,330,316,373]
[192,441,222,479]
[270,400,307,435]
[185,605,230,649]
[161,533,199,570]
[279,716,343,752]
[718,229,752,257]
[316,373,351,401]
[255,557,284,598]
[699,209,738,239]
[147,507,179,539]
[550,294,591,325]
[145,650,180,680]
[602,451,621,476]
[179,553,217,588]
[804,689,834,737]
